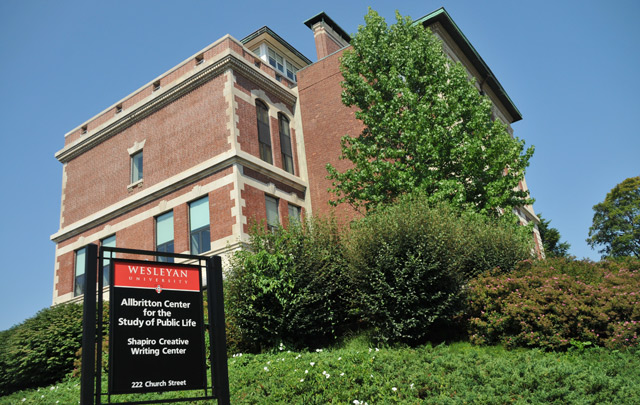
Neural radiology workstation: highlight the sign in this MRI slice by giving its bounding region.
[109,259,207,394]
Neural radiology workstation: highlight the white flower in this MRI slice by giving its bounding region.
[305,370,309,374]
[50,386,55,390]
[392,387,397,392]
[322,371,327,375]
[410,383,414,389]
[338,356,342,360]
[300,378,304,382]
[376,348,379,352]
[21,399,26,402]
[310,362,315,366]
[263,367,269,371]
[316,348,323,352]
[326,374,330,378]
[368,348,372,353]
[353,401,360,405]
[340,372,345,376]
[41,395,45,398]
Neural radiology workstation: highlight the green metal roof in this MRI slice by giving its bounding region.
[413,8,522,122]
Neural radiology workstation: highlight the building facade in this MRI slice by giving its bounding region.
[51,8,542,305]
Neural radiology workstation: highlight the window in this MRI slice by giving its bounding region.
[116,104,123,114]
[256,100,272,164]
[288,204,301,223]
[268,48,284,72]
[195,54,204,65]
[265,195,279,231]
[131,150,143,183]
[266,47,299,82]
[156,211,174,263]
[101,235,116,286]
[81,125,88,135]
[74,247,87,297]
[153,81,161,91]
[285,61,299,82]
[189,197,211,254]
[279,114,294,174]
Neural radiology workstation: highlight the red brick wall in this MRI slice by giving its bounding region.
[55,167,234,296]
[64,38,236,146]
[297,49,362,222]
[62,75,230,227]
[241,183,266,233]
[313,29,345,60]
[233,72,297,174]
[210,183,236,241]
[240,182,298,233]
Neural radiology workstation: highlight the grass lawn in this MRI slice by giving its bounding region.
[2,340,639,404]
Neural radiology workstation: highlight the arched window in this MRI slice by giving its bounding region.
[279,114,293,174]
[256,100,272,164]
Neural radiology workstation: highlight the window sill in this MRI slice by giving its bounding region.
[127,179,144,191]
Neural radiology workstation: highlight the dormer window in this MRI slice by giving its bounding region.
[268,48,284,72]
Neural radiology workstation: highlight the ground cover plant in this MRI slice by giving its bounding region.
[3,339,640,404]
[467,257,640,350]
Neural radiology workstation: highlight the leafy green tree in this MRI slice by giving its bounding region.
[327,9,534,216]
[587,176,640,258]
[536,213,571,258]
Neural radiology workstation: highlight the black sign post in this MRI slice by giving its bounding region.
[80,247,230,405]
[80,244,98,405]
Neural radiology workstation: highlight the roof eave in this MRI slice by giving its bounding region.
[414,8,522,122]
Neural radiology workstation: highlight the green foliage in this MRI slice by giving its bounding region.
[328,9,534,216]
[587,176,640,258]
[6,339,640,404]
[225,217,354,352]
[0,303,84,395]
[536,212,571,258]
[345,195,533,345]
[467,257,640,350]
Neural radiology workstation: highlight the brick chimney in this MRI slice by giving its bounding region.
[304,12,351,60]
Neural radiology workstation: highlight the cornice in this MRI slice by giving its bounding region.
[55,51,297,163]
[51,153,307,243]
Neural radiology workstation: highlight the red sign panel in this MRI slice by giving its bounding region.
[113,261,200,292]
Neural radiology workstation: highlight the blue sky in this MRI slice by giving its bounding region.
[0,0,638,331]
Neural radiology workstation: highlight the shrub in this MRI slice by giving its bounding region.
[345,196,533,345]
[0,303,84,395]
[225,217,354,352]
[467,257,640,350]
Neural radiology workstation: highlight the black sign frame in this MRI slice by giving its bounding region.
[108,258,207,395]
[79,245,230,405]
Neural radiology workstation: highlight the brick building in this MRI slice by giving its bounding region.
[51,8,542,305]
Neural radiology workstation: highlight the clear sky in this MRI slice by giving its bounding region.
[0,0,638,331]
